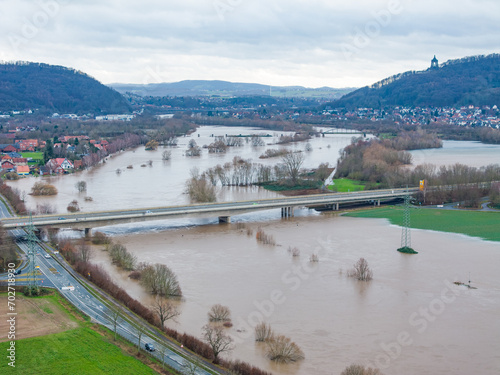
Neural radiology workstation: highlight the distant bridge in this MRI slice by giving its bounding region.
[321,128,364,135]
[1,188,418,235]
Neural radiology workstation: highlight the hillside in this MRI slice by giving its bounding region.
[0,62,130,114]
[109,79,354,99]
[333,54,500,108]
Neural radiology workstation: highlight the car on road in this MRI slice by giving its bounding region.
[58,217,66,220]
[45,254,51,259]
[144,210,152,214]
[14,269,22,275]
[145,343,155,352]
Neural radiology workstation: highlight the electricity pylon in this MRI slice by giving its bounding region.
[26,214,39,294]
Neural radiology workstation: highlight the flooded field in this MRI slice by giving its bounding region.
[7,127,500,374]
[92,214,500,375]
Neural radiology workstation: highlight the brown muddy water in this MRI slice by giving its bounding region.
[7,128,500,374]
[92,214,500,375]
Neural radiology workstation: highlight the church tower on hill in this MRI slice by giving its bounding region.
[430,55,439,69]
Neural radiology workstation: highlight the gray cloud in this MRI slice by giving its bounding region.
[0,0,498,87]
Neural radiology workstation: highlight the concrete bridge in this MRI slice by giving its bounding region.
[1,187,419,235]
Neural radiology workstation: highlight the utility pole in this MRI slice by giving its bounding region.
[398,188,418,254]
[26,214,39,295]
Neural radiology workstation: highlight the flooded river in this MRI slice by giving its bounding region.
[7,128,500,374]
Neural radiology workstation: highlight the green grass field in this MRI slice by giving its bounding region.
[328,178,365,192]
[21,152,43,161]
[345,206,500,242]
[0,293,161,375]
[1,327,160,375]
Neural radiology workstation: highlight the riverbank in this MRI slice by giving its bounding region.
[344,205,500,242]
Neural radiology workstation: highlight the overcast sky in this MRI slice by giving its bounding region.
[1,0,498,88]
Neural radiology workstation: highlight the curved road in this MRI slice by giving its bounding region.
[0,198,222,375]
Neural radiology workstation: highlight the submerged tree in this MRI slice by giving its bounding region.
[208,304,231,323]
[265,335,304,363]
[347,258,373,281]
[202,324,234,363]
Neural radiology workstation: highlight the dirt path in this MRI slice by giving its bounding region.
[0,295,78,342]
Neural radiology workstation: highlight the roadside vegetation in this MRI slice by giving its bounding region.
[0,181,27,215]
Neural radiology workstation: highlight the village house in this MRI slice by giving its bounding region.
[16,165,30,176]
[46,158,74,174]
[15,139,39,151]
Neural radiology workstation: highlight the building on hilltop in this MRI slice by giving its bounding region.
[431,55,439,69]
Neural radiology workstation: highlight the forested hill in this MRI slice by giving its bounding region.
[0,62,130,114]
[333,54,500,109]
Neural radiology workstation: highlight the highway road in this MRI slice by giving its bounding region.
[0,199,221,375]
[0,187,418,230]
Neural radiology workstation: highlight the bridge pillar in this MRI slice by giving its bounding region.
[84,228,92,238]
[377,199,381,206]
[335,203,339,211]
[218,216,231,224]
[281,207,294,218]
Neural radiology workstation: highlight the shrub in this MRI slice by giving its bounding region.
[208,304,231,322]
[256,228,276,246]
[4,172,19,180]
[265,334,304,363]
[287,246,300,257]
[31,181,58,196]
[347,258,373,281]
[309,253,319,262]
[75,180,87,192]
[92,231,111,245]
[341,364,385,375]
[67,199,80,212]
[255,322,274,342]
[108,243,137,271]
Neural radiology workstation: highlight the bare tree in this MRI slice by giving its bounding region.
[157,344,168,370]
[109,309,121,341]
[181,358,202,375]
[151,296,180,327]
[186,168,216,203]
[140,263,182,297]
[135,324,147,353]
[202,324,234,363]
[36,203,56,215]
[251,135,266,147]
[108,243,136,271]
[347,258,373,281]
[266,334,304,363]
[77,239,94,263]
[75,180,87,192]
[208,304,231,323]
[280,152,305,185]
[255,322,274,342]
[162,150,172,160]
[186,140,201,156]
